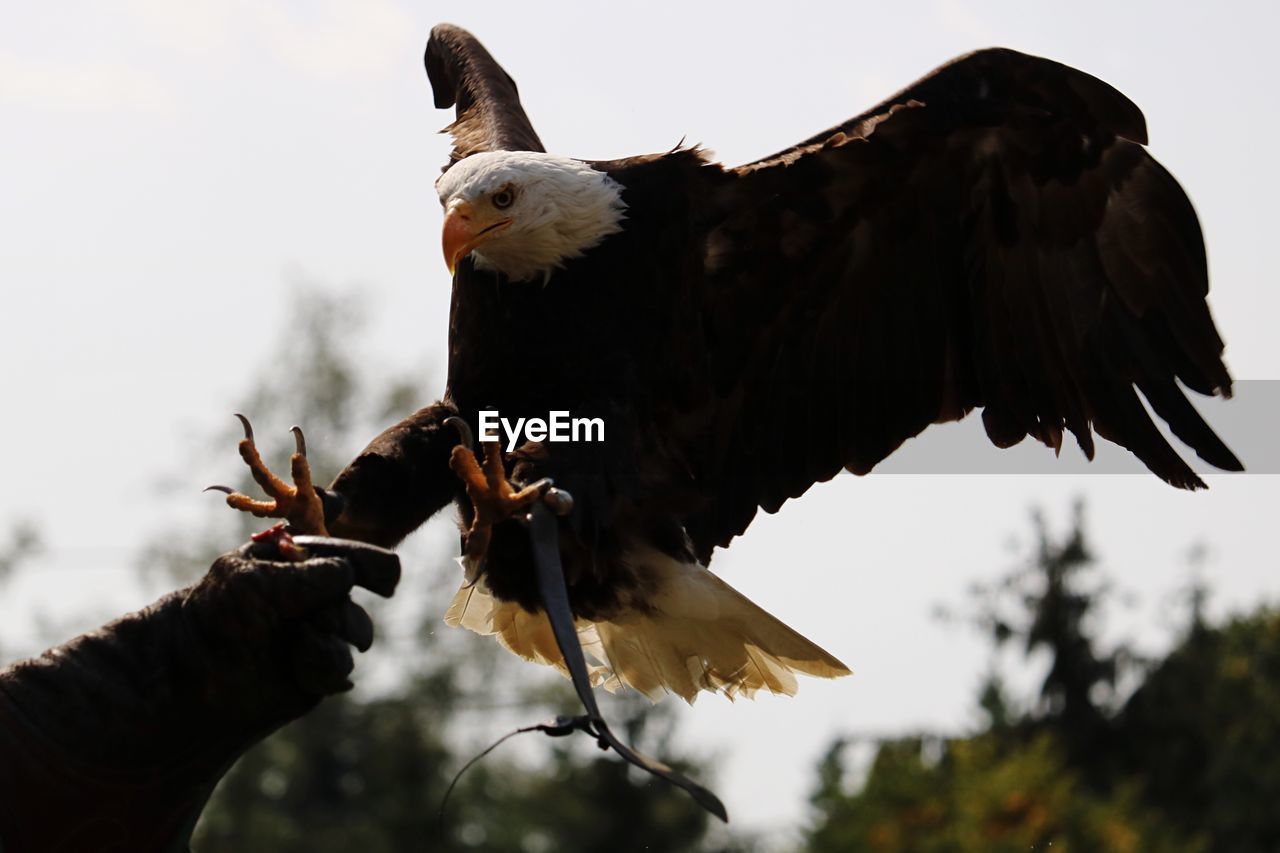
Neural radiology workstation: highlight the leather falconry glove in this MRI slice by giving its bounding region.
[0,533,400,853]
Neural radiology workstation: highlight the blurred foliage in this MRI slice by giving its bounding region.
[195,671,727,853]
[0,520,41,588]
[0,520,43,659]
[1119,606,1280,851]
[806,504,1279,852]
[144,286,734,851]
[808,732,1197,853]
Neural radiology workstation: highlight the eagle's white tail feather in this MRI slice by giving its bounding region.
[443,571,610,682]
[443,548,850,703]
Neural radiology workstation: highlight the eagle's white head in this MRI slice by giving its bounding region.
[435,151,627,283]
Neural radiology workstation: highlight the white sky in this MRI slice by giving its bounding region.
[1,1,1278,842]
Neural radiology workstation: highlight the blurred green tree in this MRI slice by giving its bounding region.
[806,502,1279,852]
[1119,605,1280,852]
[0,520,43,659]
[960,502,1136,783]
[807,731,1198,853]
[0,522,40,584]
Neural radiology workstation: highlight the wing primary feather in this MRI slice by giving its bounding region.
[425,24,545,167]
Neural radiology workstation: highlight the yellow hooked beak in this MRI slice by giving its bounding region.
[442,199,513,274]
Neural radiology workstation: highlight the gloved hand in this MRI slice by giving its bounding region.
[0,531,400,853]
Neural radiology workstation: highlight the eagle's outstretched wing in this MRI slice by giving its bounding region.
[425,23,544,169]
[679,48,1240,557]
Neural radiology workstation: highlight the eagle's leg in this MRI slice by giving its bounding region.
[446,418,553,567]
[207,414,328,536]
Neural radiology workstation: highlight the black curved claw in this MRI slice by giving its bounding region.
[444,416,474,448]
[290,425,306,457]
[204,485,236,495]
[234,413,254,442]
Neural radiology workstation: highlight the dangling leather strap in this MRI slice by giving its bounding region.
[526,501,728,822]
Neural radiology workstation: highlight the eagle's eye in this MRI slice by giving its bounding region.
[491,187,515,210]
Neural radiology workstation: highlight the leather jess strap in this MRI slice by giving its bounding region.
[526,502,728,823]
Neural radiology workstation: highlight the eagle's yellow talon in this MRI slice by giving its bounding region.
[447,420,554,568]
[209,415,328,536]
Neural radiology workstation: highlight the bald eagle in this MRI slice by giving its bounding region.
[221,25,1240,704]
